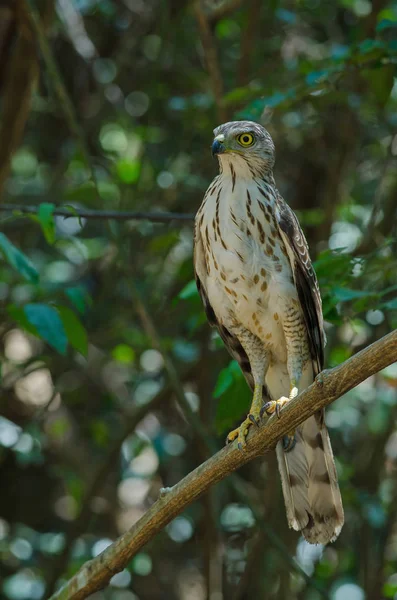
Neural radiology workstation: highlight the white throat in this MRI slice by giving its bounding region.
[218,154,256,180]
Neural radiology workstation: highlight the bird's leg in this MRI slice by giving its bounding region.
[262,320,306,452]
[226,332,269,451]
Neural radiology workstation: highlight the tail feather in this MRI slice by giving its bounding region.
[268,362,344,545]
[276,413,344,544]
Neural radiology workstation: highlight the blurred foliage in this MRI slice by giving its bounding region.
[0,0,396,599]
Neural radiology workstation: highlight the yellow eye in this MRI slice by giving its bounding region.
[237,132,255,147]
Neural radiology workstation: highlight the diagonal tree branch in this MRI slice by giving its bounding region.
[49,329,397,600]
[125,269,328,595]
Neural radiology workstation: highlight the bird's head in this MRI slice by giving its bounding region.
[212,120,275,178]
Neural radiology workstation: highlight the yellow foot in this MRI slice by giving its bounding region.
[261,395,297,453]
[226,407,261,451]
[261,396,290,418]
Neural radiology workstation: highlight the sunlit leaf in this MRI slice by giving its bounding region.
[116,159,141,183]
[38,203,56,244]
[112,344,135,363]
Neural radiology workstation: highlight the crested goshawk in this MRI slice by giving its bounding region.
[194,121,344,544]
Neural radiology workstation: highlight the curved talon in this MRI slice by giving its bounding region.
[260,404,268,419]
[261,401,273,417]
[249,413,260,427]
[262,397,290,419]
[226,430,238,445]
[282,434,296,452]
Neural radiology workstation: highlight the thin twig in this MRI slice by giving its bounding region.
[48,329,397,600]
[0,203,195,222]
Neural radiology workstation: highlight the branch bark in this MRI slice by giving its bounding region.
[49,329,397,600]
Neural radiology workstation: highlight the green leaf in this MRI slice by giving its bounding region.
[332,287,377,302]
[382,298,397,311]
[61,204,86,228]
[64,182,96,204]
[65,286,90,314]
[112,344,135,363]
[305,69,329,86]
[90,420,110,446]
[56,305,88,356]
[383,582,397,599]
[362,65,395,106]
[215,371,251,434]
[214,360,241,398]
[7,305,40,337]
[24,303,68,355]
[38,203,56,244]
[376,19,397,32]
[116,159,141,183]
[0,233,39,283]
[178,280,198,300]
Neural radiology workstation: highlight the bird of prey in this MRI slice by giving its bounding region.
[194,121,344,544]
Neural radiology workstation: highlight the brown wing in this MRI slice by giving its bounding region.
[275,196,325,375]
[193,220,256,391]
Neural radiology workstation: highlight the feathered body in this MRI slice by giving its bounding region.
[194,121,343,544]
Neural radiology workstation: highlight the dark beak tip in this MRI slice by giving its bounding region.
[211,140,224,157]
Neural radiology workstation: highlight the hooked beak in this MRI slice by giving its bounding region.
[212,135,225,157]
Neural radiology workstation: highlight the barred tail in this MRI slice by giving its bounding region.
[266,362,344,545]
[276,412,344,544]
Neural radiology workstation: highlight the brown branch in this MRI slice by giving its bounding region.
[127,273,328,596]
[193,0,227,122]
[0,203,195,222]
[49,329,397,600]
[0,1,39,200]
[44,380,173,596]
